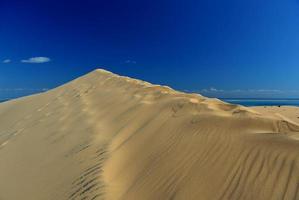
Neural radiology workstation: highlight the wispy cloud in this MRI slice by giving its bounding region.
[2,59,11,63]
[200,88,284,94]
[201,87,224,92]
[198,87,299,98]
[21,57,51,63]
[125,60,137,64]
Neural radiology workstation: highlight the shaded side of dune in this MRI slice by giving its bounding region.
[0,69,299,200]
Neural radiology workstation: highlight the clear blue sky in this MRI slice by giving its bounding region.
[1,0,299,99]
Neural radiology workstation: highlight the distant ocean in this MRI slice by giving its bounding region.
[221,98,299,107]
[0,99,9,103]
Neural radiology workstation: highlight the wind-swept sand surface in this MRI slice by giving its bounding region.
[253,106,299,125]
[1,69,299,200]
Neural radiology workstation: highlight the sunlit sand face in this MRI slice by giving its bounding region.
[0,70,299,200]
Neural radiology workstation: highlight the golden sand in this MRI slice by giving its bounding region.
[0,69,299,200]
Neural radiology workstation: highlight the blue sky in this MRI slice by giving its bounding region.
[1,0,299,99]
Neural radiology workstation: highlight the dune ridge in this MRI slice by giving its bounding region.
[1,69,299,200]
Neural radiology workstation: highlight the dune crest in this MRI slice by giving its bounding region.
[1,69,299,200]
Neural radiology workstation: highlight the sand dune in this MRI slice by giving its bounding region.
[1,69,299,200]
[253,106,299,125]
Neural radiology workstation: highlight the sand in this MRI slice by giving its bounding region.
[0,69,299,200]
[252,106,299,125]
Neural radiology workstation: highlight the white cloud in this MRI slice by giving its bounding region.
[3,59,11,63]
[210,87,224,92]
[125,60,137,64]
[201,87,224,92]
[200,88,285,94]
[21,57,51,63]
[248,89,281,93]
[198,88,299,98]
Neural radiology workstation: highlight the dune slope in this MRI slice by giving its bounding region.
[1,69,299,200]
